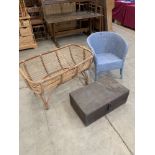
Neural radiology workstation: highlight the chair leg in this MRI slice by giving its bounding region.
[95,75,97,81]
[120,68,123,79]
[95,71,98,81]
[33,92,37,96]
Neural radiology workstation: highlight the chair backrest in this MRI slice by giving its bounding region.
[87,32,128,59]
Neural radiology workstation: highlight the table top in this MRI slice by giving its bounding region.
[43,0,92,5]
[44,11,102,24]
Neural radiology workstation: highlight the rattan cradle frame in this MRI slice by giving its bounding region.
[19,44,93,109]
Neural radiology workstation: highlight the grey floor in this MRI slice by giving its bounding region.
[19,23,135,155]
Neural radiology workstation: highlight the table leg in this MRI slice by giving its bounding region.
[89,18,92,34]
[51,23,60,48]
[99,17,102,32]
[101,15,104,31]
[99,16,103,32]
[92,18,94,32]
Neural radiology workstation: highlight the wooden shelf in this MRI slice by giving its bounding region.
[45,11,103,24]
[19,25,28,28]
[19,15,30,20]
[55,27,89,37]
[19,42,37,51]
[43,0,92,5]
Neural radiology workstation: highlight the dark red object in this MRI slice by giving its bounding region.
[123,4,135,29]
[112,0,135,29]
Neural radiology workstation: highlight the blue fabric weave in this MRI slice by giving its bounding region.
[87,32,128,80]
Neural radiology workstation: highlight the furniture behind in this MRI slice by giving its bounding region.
[42,0,104,47]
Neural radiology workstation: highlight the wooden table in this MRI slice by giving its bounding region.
[44,11,103,47]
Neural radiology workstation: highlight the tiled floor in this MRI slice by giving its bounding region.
[19,23,135,155]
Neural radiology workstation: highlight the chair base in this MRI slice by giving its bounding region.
[120,68,123,79]
[95,68,124,81]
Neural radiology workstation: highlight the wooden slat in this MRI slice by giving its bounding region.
[44,11,102,24]
[19,42,37,51]
[68,46,76,65]
[55,28,89,38]
[40,55,49,75]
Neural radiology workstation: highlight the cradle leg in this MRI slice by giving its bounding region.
[81,71,89,85]
[33,92,37,96]
[39,94,49,110]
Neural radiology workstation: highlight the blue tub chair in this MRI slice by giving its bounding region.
[87,32,128,80]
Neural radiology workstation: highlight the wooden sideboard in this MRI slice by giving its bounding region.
[42,0,104,47]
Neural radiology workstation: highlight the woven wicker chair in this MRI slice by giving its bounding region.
[87,32,128,80]
[19,44,93,109]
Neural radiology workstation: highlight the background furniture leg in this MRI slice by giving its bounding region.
[100,17,102,31]
[89,18,92,34]
[51,23,60,47]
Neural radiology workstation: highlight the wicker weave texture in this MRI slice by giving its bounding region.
[19,44,93,96]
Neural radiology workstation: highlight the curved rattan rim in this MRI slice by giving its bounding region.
[19,44,93,84]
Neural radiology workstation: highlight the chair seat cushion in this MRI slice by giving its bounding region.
[95,53,123,71]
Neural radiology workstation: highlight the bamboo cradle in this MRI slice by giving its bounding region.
[19,44,93,109]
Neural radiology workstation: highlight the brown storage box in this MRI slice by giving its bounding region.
[70,76,129,126]
[20,27,32,36]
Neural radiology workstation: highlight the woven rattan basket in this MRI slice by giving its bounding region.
[19,44,93,109]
